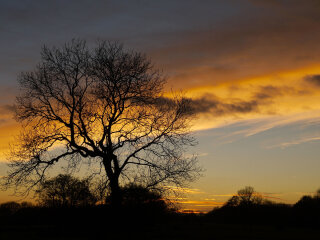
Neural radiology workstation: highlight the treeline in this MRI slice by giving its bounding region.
[1,176,320,234]
[0,174,174,233]
[0,174,170,209]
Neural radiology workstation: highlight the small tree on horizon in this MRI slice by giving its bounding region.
[225,186,263,207]
[2,39,200,207]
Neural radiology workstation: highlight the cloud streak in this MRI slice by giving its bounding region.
[165,84,308,118]
[269,136,320,149]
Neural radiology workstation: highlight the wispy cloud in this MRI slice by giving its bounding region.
[291,191,316,196]
[268,136,320,149]
[164,186,205,194]
[207,194,234,197]
[216,110,320,141]
[176,200,224,207]
[260,192,285,201]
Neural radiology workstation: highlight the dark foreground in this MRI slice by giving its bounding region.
[1,205,320,240]
[1,222,319,240]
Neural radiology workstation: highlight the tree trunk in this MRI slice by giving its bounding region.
[103,156,122,209]
[109,175,122,209]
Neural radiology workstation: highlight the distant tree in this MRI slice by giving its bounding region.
[294,189,320,209]
[225,186,263,207]
[2,39,200,208]
[295,195,313,207]
[315,189,320,198]
[293,189,320,225]
[0,201,21,210]
[0,201,21,215]
[237,186,263,206]
[225,195,240,207]
[36,174,96,207]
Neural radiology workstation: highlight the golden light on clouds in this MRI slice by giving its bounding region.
[167,64,320,132]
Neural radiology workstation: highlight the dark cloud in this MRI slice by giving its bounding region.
[0,0,242,81]
[154,94,255,116]
[158,85,305,117]
[192,96,260,116]
[248,0,320,9]
[157,87,278,117]
[254,86,282,100]
[253,85,306,99]
[156,93,261,116]
[146,1,320,88]
[224,100,259,114]
[2,0,320,91]
[254,85,309,101]
[1,0,320,95]
[304,75,320,87]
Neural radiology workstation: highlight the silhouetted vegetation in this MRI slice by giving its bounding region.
[292,189,320,227]
[36,174,96,207]
[224,186,264,207]
[35,174,173,212]
[0,178,177,239]
[206,186,320,228]
[207,189,291,227]
[1,186,320,239]
[116,183,173,216]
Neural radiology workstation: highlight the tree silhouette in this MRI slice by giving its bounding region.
[2,39,200,207]
[36,174,96,207]
[0,201,21,213]
[294,189,320,209]
[225,186,263,207]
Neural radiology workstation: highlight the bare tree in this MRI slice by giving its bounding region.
[2,39,200,207]
[225,186,263,207]
[237,186,261,205]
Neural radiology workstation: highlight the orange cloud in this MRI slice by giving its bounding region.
[175,200,223,205]
[175,199,224,212]
[164,186,205,194]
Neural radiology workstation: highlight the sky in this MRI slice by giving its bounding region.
[1,0,320,212]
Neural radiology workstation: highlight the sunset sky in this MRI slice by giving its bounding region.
[1,0,320,212]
